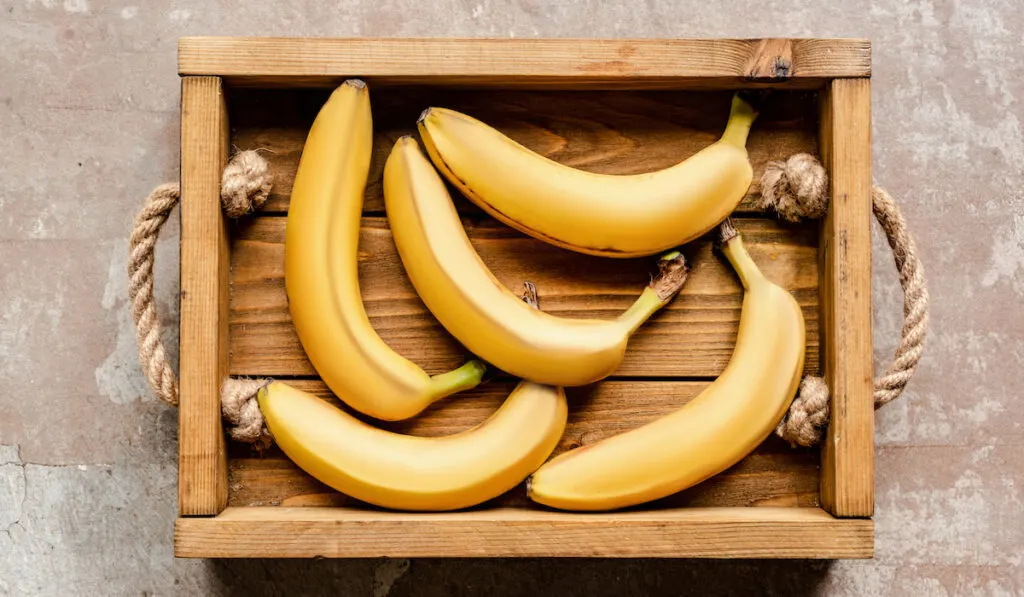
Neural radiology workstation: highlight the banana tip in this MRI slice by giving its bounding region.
[417,107,432,125]
[735,89,767,113]
[479,362,497,383]
[343,78,366,89]
[393,135,417,152]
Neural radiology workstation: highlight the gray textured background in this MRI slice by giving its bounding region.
[1,0,1022,595]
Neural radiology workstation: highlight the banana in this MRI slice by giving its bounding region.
[383,137,690,387]
[418,93,758,258]
[286,80,485,421]
[527,219,805,511]
[258,380,567,511]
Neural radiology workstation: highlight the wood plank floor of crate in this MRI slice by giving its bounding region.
[221,85,826,516]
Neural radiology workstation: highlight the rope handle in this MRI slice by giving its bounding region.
[128,152,927,448]
[761,154,929,446]
[127,151,272,445]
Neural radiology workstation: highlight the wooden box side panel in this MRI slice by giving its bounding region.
[178,76,230,516]
[179,37,870,88]
[175,506,874,559]
[818,78,874,517]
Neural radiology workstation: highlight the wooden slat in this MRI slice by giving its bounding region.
[228,88,819,215]
[175,506,873,558]
[745,39,795,80]
[818,78,874,517]
[179,38,871,87]
[228,217,821,378]
[226,380,820,509]
[179,77,230,515]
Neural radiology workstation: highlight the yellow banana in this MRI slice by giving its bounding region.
[528,219,805,511]
[286,80,485,421]
[383,137,690,387]
[418,93,758,258]
[258,380,567,511]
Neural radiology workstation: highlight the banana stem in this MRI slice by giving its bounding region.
[719,219,764,290]
[618,252,689,334]
[521,281,540,309]
[719,217,739,243]
[618,288,666,335]
[428,360,488,399]
[719,93,759,148]
[650,251,690,301]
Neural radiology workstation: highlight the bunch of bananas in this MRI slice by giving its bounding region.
[257,79,806,512]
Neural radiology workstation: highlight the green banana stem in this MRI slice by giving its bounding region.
[719,218,765,290]
[427,360,488,399]
[618,252,689,334]
[719,93,759,148]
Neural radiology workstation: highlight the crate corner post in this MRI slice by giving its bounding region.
[178,75,231,519]
[817,73,875,519]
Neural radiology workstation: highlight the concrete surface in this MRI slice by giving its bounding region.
[1,0,1022,595]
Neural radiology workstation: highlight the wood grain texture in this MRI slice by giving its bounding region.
[175,506,873,558]
[179,38,870,88]
[227,217,821,378]
[175,66,877,556]
[229,88,819,215]
[818,79,874,517]
[226,379,820,510]
[745,39,794,80]
[178,77,230,516]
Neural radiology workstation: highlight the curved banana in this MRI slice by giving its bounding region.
[286,80,485,421]
[528,219,805,511]
[383,137,689,387]
[259,380,567,511]
[418,93,758,258]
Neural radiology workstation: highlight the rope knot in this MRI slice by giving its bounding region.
[759,153,829,222]
[220,150,272,218]
[776,376,830,447]
[758,154,928,447]
[221,379,273,449]
[129,150,273,442]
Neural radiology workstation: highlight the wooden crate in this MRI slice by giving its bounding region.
[174,37,874,558]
